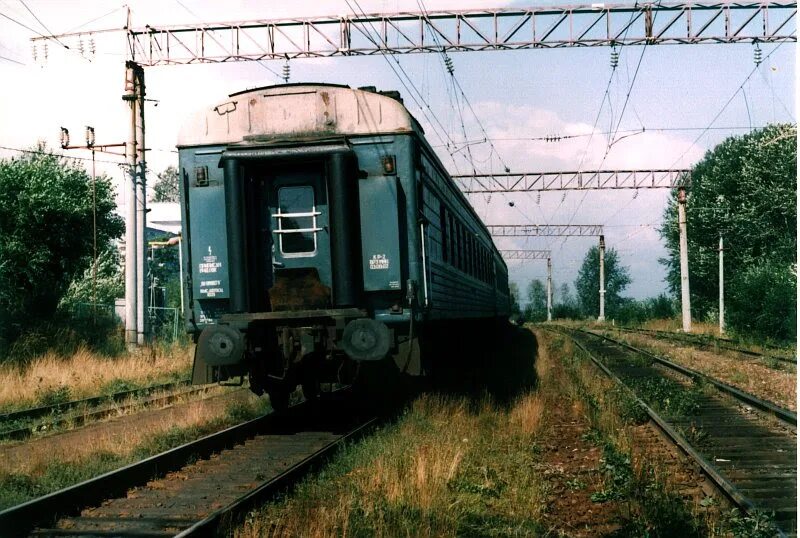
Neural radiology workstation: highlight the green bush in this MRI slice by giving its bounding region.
[727,261,796,343]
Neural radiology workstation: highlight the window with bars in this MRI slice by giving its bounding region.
[274,186,320,256]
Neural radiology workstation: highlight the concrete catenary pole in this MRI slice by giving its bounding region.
[546,257,552,322]
[123,62,138,348]
[134,64,148,344]
[598,235,606,322]
[678,187,692,332]
[719,234,724,334]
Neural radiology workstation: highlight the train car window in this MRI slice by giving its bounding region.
[458,224,465,271]
[440,203,448,263]
[276,186,319,255]
[449,213,456,266]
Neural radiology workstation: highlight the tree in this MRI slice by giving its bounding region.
[0,145,124,344]
[575,246,631,318]
[660,124,796,341]
[508,281,522,319]
[59,248,124,308]
[150,165,180,203]
[553,282,582,319]
[524,279,547,321]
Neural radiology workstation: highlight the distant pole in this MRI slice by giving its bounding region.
[546,257,552,322]
[719,234,725,334]
[598,235,606,322]
[678,187,692,332]
[178,235,184,314]
[134,63,148,344]
[123,61,138,349]
[91,148,97,325]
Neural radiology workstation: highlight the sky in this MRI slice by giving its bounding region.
[0,0,795,305]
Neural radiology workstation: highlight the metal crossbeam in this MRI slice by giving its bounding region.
[500,250,551,259]
[454,168,691,192]
[31,2,797,65]
[489,225,603,237]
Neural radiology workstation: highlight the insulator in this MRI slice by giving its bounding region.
[31,43,37,62]
[282,62,290,83]
[753,43,763,66]
[43,42,48,61]
[78,38,85,55]
[444,55,454,75]
[610,48,619,69]
[536,193,541,205]
[90,38,96,55]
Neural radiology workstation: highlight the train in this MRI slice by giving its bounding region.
[177,83,511,408]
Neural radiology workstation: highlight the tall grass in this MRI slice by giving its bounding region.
[0,342,192,412]
[237,390,550,536]
[0,394,268,509]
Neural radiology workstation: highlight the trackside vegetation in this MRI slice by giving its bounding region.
[0,145,124,361]
[661,123,796,342]
[234,329,718,537]
[0,396,269,509]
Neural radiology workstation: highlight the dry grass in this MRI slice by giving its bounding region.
[0,390,268,509]
[0,342,193,412]
[609,331,796,411]
[0,389,256,476]
[236,348,550,537]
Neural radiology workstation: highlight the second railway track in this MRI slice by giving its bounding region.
[612,326,796,366]
[0,381,218,441]
[0,390,374,537]
[555,326,797,536]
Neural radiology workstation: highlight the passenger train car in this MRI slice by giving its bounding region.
[178,83,510,407]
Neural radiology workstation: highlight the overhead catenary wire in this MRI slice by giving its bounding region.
[0,7,90,62]
[171,0,283,81]
[413,0,544,227]
[344,0,463,173]
[668,41,788,170]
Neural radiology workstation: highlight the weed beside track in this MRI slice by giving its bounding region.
[234,328,723,537]
[0,394,269,509]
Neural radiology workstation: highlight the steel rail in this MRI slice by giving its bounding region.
[0,390,366,537]
[546,326,772,532]
[0,384,224,441]
[0,399,298,535]
[580,328,796,426]
[175,418,376,537]
[0,380,190,425]
[615,326,796,364]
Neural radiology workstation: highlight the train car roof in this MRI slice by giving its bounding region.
[177,83,421,148]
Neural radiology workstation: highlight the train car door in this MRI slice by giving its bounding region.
[266,162,332,311]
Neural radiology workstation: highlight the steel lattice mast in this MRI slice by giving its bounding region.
[500,250,552,259]
[29,2,797,65]
[488,224,603,237]
[454,168,691,193]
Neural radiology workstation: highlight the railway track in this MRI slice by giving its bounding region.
[613,326,796,366]
[0,381,220,441]
[553,327,797,536]
[0,390,374,537]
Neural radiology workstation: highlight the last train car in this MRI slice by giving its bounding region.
[178,83,510,408]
